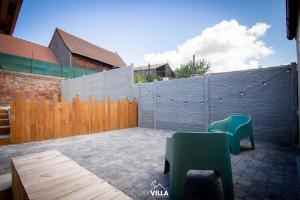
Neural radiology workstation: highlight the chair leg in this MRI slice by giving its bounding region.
[219,169,234,200]
[250,134,255,149]
[170,167,187,200]
[164,159,170,174]
[230,142,240,155]
[214,170,220,176]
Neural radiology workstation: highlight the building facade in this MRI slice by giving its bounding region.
[286,0,300,145]
[49,28,126,72]
[134,63,175,79]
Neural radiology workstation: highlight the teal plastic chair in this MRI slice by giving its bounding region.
[208,115,255,155]
[164,132,234,200]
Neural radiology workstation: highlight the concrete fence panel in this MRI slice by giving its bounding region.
[61,66,134,102]
[136,64,298,144]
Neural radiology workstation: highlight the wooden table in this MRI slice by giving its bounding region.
[11,150,132,200]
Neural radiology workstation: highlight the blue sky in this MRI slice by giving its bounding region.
[14,0,296,71]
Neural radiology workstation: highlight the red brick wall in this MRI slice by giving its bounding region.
[0,70,64,106]
[71,53,113,71]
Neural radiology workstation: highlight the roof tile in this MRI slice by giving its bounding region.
[0,34,58,63]
[134,63,168,71]
[56,28,126,67]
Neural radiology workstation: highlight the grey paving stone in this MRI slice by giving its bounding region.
[0,127,299,200]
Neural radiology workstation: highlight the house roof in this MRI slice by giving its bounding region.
[0,0,23,35]
[0,34,58,63]
[286,0,299,40]
[55,28,126,67]
[134,63,169,71]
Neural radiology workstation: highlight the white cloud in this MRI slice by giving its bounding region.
[143,19,273,73]
[247,22,271,37]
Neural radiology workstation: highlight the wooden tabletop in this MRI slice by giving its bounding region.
[11,150,132,200]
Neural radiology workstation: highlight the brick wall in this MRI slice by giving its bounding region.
[71,54,113,72]
[0,70,64,106]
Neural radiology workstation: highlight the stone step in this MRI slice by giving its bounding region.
[0,135,10,146]
[0,126,10,135]
[0,114,8,119]
[0,110,8,114]
[0,119,9,126]
[0,173,12,200]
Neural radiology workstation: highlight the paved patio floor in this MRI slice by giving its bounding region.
[0,128,300,200]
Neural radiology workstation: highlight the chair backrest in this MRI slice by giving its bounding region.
[228,115,251,133]
[171,132,231,167]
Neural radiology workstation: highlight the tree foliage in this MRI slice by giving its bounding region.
[174,59,211,78]
[134,74,163,83]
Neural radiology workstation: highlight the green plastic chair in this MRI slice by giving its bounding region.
[164,132,234,200]
[208,115,255,155]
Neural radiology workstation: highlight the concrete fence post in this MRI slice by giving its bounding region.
[204,74,210,130]
[102,70,107,101]
[153,80,157,129]
[130,66,134,100]
[138,84,142,127]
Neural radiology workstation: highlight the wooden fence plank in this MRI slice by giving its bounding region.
[49,102,54,139]
[105,97,111,131]
[134,98,137,127]
[87,96,92,133]
[20,96,26,143]
[121,100,125,129]
[92,98,98,133]
[46,97,50,140]
[114,100,118,130]
[10,100,16,143]
[125,97,129,128]
[15,91,22,144]
[25,100,31,142]
[128,101,132,128]
[61,97,67,138]
[10,93,138,144]
[117,100,121,129]
[99,100,104,132]
[53,94,60,138]
[111,101,116,130]
[81,99,85,134]
[66,98,70,137]
[35,97,41,141]
[30,93,36,141]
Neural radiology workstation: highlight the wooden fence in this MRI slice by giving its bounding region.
[10,92,138,144]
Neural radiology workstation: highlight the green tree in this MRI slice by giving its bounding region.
[175,59,210,78]
[134,74,163,83]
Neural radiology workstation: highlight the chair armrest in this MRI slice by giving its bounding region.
[208,119,228,132]
[234,121,252,139]
[166,137,172,148]
[165,137,174,162]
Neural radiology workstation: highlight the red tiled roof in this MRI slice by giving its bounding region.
[0,34,58,63]
[56,28,126,67]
